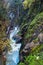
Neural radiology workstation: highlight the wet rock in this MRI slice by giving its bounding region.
[38,33,43,43]
[20,55,24,62]
[13,35,22,43]
[22,41,39,55]
[21,42,33,55]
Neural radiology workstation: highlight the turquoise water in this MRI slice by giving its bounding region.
[5,1,22,65]
[6,51,19,65]
[6,27,21,65]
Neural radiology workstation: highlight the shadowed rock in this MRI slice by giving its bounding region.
[22,41,39,55]
[13,35,22,43]
[38,33,43,43]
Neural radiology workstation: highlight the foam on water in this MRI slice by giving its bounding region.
[6,27,21,65]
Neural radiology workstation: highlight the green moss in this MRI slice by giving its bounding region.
[31,44,43,54]
[25,12,43,39]
[30,12,43,27]
[33,38,39,43]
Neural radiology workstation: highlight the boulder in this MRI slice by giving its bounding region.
[21,42,34,55]
[22,41,39,55]
[20,55,24,62]
[38,33,43,43]
[13,35,22,43]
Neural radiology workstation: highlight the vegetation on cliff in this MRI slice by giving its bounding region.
[0,0,43,65]
[0,0,10,54]
[18,0,43,65]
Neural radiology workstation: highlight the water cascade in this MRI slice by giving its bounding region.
[6,26,21,65]
[4,0,23,65]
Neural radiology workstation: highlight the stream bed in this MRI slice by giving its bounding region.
[6,27,21,65]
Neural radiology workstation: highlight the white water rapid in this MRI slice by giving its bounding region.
[6,27,21,65]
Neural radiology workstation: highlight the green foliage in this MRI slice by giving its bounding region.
[0,0,7,20]
[33,38,39,43]
[25,54,43,65]
[19,62,25,65]
[0,0,43,65]
[23,0,35,9]
[19,54,43,65]
[0,1,10,52]
[31,44,43,54]
[25,12,43,39]
[30,12,43,26]
[18,0,43,65]
[19,0,43,41]
[0,8,7,20]
[0,20,10,52]
[39,52,43,60]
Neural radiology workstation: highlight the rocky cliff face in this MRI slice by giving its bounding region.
[0,0,43,65]
[18,0,43,65]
